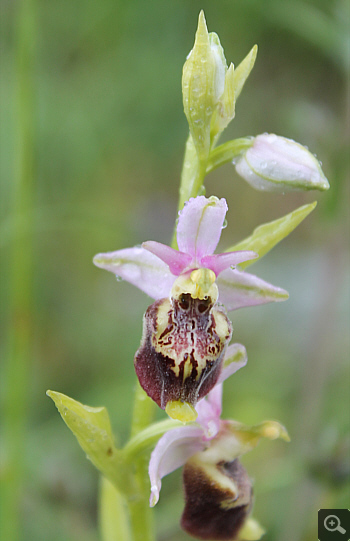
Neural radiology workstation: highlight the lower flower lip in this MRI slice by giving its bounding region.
[181,458,253,541]
[134,295,232,414]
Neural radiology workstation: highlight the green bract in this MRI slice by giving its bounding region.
[210,44,257,142]
[46,390,182,478]
[227,201,317,269]
[46,390,127,490]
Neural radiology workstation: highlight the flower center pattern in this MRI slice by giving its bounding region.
[154,294,231,382]
[134,293,232,412]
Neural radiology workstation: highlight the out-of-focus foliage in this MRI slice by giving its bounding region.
[0,1,349,540]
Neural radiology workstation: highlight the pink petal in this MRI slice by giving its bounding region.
[196,384,223,439]
[93,247,176,299]
[200,250,258,276]
[216,267,289,311]
[149,425,205,506]
[142,241,192,276]
[217,343,248,384]
[206,383,223,418]
[176,196,228,261]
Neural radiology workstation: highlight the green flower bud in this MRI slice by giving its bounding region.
[211,45,257,141]
[182,11,226,162]
[182,12,257,162]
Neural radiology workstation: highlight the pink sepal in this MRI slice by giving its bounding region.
[93,246,176,299]
[217,267,289,311]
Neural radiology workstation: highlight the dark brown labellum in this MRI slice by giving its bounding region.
[181,458,253,540]
[134,294,232,410]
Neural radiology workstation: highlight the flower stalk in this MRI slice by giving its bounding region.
[126,383,157,541]
[99,477,132,541]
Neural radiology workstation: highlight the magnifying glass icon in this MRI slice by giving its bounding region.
[324,515,346,534]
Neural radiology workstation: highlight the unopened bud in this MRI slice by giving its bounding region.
[235,133,329,192]
[182,11,227,161]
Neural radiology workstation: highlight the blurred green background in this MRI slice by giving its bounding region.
[1,0,349,540]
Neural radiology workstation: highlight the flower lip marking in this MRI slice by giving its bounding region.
[134,275,232,416]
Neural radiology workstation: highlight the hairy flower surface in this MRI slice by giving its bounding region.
[149,377,289,539]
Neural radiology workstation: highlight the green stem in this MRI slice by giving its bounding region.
[1,1,36,539]
[171,133,207,249]
[121,381,156,540]
[206,137,253,174]
[124,419,182,460]
[131,381,157,437]
[177,134,207,211]
[126,455,155,541]
[172,136,253,249]
[97,382,157,540]
[99,477,132,541]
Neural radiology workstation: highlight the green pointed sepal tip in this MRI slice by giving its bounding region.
[227,201,317,269]
[210,44,257,141]
[196,10,209,44]
[233,44,258,101]
[229,419,291,449]
[182,10,220,162]
[46,389,115,440]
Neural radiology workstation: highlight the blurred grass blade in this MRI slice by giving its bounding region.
[226,201,317,269]
[47,390,130,492]
[1,0,37,539]
[262,0,346,72]
[99,476,132,541]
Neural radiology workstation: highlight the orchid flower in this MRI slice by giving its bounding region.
[149,373,289,540]
[93,196,288,313]
[94,196,288,421]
